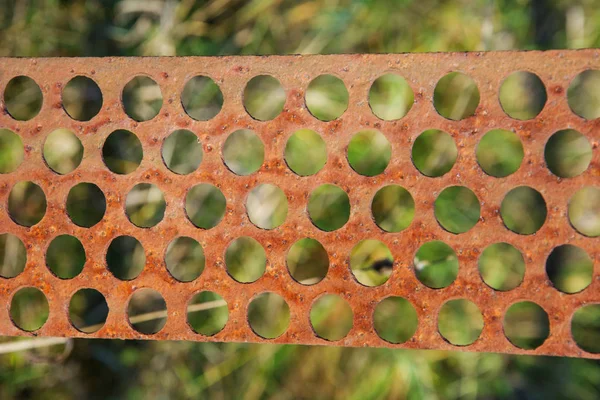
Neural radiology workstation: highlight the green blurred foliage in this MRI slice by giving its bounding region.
[2,0,600,399]
[438,300,484,346]
[46,235,86,279]
[106,236,146,280]
[546,244,593,294]
[545,129,593,178]
[125,183,166,228]
[0,129,24,174]
[248,293,291,339]
[504,302,550,350]
[499,71,547,120]
[347,130,391,176]
[187,291,228,336]
[222,129,264,175]
[181,75,224,120]
[69,289,109,334]
[162,129,203,174]
[433,72,480,120]
[102,129,144,174]
[476,129,524,177]
[43,129,84,175]
[165,236,205,282]
[284,129,327,176]
[478,242,525,291]
[10,288,49,332]
[66,183,106,227]
[369,74,414,120]
[371,185,415,233]
[225,236,266,283]
[306,75,349,121]
[243,75,286,121]
[434,186,480,234]
[414,241,459,289]
[286,238,329,284]
[373,297,418,344]
[185,183,227,229]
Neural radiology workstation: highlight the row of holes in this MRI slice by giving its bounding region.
[0,126,594,179]
[3,70,600,123]
[8,286,600,354]
[4,179,599,237]
[0,231,594,294]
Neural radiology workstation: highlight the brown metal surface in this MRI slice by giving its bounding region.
[0,51,599,358]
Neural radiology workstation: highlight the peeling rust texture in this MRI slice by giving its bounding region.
[0,51,599,359]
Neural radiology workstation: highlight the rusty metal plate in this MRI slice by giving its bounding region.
[0,50,599,359]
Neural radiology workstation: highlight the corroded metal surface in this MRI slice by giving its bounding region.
[0,51,599,358]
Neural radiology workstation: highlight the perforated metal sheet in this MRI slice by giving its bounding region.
[0,50,599,358]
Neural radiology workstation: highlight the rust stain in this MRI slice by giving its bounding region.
[0,51,599,358]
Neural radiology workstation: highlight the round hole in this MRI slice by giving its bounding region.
[69,288,109,333]
[310,294,353,341]
[414,241,459,289]
[4,76,43,121]
[572,304,600,354]
[246,184,288,230]
[43,129,84,174]
[568,70,600,120]
[106,236,145,280]
[62,76,103,121]
[181,75,223,121]
[500,186,547,235]
[162,129,203,175]
[546,245,593,294]
[476,129,524,177]
[371,185,415,233]
[305,74,349,121]
[284,129,327,176]
[286,238,329,285]
[503,301,549,350]
[187,291,228,336]
[308,184,350,232]
[347,130,391,176]
[544,129,592,178]
[373,296,418,344]
[10,287,49,331]
[499,71,547,120]
[438,299,483,346]
[46,235,86,279]
[225,237,266,283]
[0,129,24,173]
[434,186,480,234]
[248,292,290,339]
[433,72,480,120]
[185,184,226,229]
[125,183,166,228]
[478,243,525,291]
[165,236,205,282]
[350,239,393,287]
[122,76,162,121]
[412,130,457,177]
[222,129,264,175]
[0,233,26,278]
[243,75,286,121]
[8,181,47,227]
[368,74,414,120]
[66,182,106,228]
[127,288,167,334]
[102,130,143,175]
[569,187,600,237]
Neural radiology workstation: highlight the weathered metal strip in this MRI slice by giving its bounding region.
[0,51,598,358]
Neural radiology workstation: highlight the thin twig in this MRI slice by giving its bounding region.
[0,299,227,356]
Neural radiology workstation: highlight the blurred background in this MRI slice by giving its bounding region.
[1,0,600,399]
